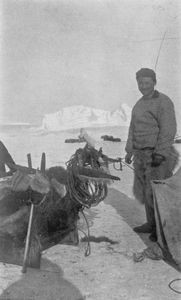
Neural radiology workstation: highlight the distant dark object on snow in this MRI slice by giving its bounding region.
[174,138,181,144]
[101,135,121,142]
[65,138,85,143]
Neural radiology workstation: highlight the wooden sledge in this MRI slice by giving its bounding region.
[0,153,80,271]
[0,146,121,271]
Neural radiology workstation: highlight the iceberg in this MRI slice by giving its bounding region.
[41,104,132,131]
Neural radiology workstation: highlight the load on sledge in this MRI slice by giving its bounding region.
[0,139,121,272]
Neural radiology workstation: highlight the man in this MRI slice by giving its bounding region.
[125,68,178,242]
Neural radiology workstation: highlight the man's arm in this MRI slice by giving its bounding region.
[154,97,177,158]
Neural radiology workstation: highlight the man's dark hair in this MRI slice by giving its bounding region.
[136,68,156,83]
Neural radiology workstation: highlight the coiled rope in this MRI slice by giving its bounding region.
[66,151,108,209]
[65,147,110,255]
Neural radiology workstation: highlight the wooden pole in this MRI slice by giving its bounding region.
[27,153,32,169]
[22,153,34,273]
[22,152,46,273]
[40,152,46,173]
[22,202,34,273]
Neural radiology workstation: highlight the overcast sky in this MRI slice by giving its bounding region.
[0,0,181,129]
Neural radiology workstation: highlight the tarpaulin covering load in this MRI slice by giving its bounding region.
[152,167,181,269]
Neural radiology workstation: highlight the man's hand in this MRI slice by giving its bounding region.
[151,153,165,167]
[125,153,132,164]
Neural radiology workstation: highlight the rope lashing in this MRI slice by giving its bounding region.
[65,145,121,256]
[66,151,108,208]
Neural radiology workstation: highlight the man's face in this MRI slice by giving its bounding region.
[137,77,155,97]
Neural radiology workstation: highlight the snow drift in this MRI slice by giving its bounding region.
[41,104,132,131]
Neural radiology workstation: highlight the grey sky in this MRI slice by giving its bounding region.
[1,0,181,127]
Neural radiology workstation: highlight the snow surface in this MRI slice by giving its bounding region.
[41,104,132,131]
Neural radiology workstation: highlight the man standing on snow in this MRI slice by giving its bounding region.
[125,68,178,242]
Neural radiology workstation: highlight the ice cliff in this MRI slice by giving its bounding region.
[41,104,132,131]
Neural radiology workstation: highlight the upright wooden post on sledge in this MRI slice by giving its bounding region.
[22,153,34,273]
